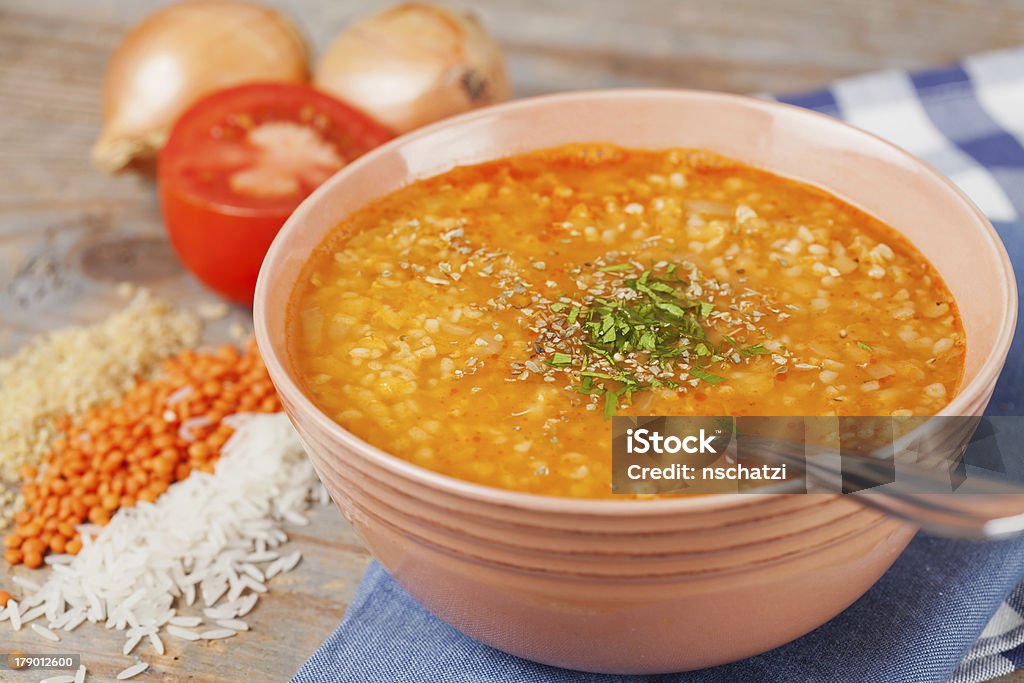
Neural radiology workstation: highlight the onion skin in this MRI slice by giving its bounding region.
[93,0,309,173]
[314,3,511,134]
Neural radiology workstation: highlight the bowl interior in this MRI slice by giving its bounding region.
[254,89,1016,506]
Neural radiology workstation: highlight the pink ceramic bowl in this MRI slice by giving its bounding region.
[254,90,1017,674]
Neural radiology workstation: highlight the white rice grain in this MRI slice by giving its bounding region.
[63,611,87,632]
[234,594,259,618]
[21,604,47,624]
[201,577,228,607]
[245,551,278,563]
[240,564,265,583]
[226,579,245,604]
[117,661,149,680]
[200,628,236,640]
[50,607,80,630]
[124,633,142,655]
[178,415,211,442]
[169,616,203,627]
[203,607,235,620]
[216,618,249,631]
[31,623,60,642]
[74,665,86,683]
[9,599,21,630]
[283,510,309,526]
[266,551,302,580]
[265,560,285,580]
[149,632,165,655]
[13,575,41,592]
[280,551,302,573]
[166,385,194,406]
[166,625,200,641]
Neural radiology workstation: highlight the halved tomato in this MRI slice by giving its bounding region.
[158,83,394,304]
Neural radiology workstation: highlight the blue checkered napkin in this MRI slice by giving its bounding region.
[293,49,1024,683]
[955,584,1024,682]
[776,47,1024,223]
[950,216,1024,682]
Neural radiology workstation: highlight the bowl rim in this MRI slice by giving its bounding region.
[254,87,1018,517]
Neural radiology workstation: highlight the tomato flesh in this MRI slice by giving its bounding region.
[158,83,394,304]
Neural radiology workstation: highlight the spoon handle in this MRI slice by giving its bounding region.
[747,437,1024,539]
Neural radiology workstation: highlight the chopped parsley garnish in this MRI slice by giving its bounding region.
[722,336,771,357]
[604,389,623,418]
[526,262,771,417]
[577,267,709,364]
[857,341,873,351]
[547,352,573,367]
[688,367,726,384]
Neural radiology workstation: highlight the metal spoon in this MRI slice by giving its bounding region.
[740,433,1024,540]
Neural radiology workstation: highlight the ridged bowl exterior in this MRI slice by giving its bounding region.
[255,90,1016,674]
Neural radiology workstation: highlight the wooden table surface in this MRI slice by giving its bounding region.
[3,1,1024,680]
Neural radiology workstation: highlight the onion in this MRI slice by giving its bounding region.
[93,0,309,173]
[314,3,511,134]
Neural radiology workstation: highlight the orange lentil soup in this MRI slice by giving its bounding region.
[287,144,966,498]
